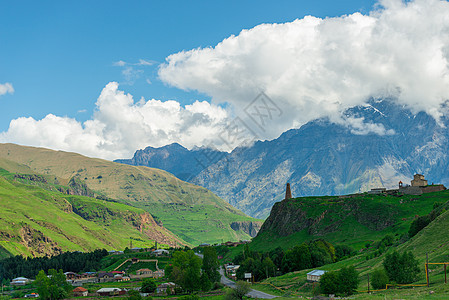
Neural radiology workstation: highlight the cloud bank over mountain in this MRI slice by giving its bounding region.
[2,0,449,159]
[159,0,449,136]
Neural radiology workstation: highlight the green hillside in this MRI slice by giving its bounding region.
[0,143,261,245]
[252,193,449,298]
[251,191,448,251]
[0,169,184,258]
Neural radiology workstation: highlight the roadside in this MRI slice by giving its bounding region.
[219,268,278,299]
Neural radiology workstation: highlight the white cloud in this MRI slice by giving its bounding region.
[0,82,233,160]
[137,59,155,66]
[113,59,156,85]
[343,116,396,135]
[0,83,14,96]
[113,60,127,67]
[159,0,449,140]
[122,66,143,84]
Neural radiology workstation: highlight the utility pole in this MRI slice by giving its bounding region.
[367,273,370,293]
[426,252,430,287]
[445,264,447,284]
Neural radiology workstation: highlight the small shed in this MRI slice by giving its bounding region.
[307,270,326,282]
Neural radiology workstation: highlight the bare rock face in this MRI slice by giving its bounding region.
[20,225,62,257]
[230,221,262,237]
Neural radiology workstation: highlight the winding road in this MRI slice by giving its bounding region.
[195,252,277,299]
[219,268,278,299]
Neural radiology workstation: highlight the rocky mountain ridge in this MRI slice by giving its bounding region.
[116,99,449,218]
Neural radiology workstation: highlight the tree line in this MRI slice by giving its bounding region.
[232,239,354,282]
[0,249,108,281]
[165,247,221,293]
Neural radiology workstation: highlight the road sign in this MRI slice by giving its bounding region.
[244,273,252,279]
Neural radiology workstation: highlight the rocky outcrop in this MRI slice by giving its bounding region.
[230,221,262,237]
[20,225,62,257]
[14,174,48,184]
[258,195,400,239]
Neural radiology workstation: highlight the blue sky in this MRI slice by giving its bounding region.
[0,0,376,130]
[2,0,448,160]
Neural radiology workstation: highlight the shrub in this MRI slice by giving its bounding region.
[383,250,420,284]
[371,268,389,290]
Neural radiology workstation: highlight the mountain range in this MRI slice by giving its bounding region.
[116,99,449,218]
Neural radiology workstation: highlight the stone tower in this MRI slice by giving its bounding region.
[285,183,292,199]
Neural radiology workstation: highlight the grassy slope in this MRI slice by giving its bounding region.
[251,191,448,251]
[0,170,182,257]
[0,143,260,245]
[255,194,449,299]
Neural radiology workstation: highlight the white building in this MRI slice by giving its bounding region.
[307,270,327,282]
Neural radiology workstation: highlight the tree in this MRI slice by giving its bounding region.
[35,269,71,300]
[371,268,389,290]
[337,266,358,296]
[170,250,202,293]
[261,257,276,279]
[127,290,142,300]
[319,271,339,295]
[319,266,358,296]
[383,250,420,284]
[224,281,250,300]
[141,278,156,293]
[199,272,212,292]
[335,245,354,261]
[281,243,312,273]
[408,216,431,237]
[202,247,220,283]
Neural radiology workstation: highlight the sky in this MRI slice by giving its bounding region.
[1,0,449,160]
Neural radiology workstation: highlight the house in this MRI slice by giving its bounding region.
[152,249,169,256]
[130,247,143,252]
[64,272,81,280]
[225,265,240,280]
[73,287,88,297]
[156,282,176,294]
[307,270,326,282]
[152,270,165,278]
[97,272,115,282]
[96,288,126,296]
[199,243,210,247]
[11,277,31,286]
[136,268,153,276]
[131,257,139,263]
[81,272,97,278]
[111,271,125,275]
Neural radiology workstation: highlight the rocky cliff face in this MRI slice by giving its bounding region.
[230,221,262,237]
[257,194,400,240]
